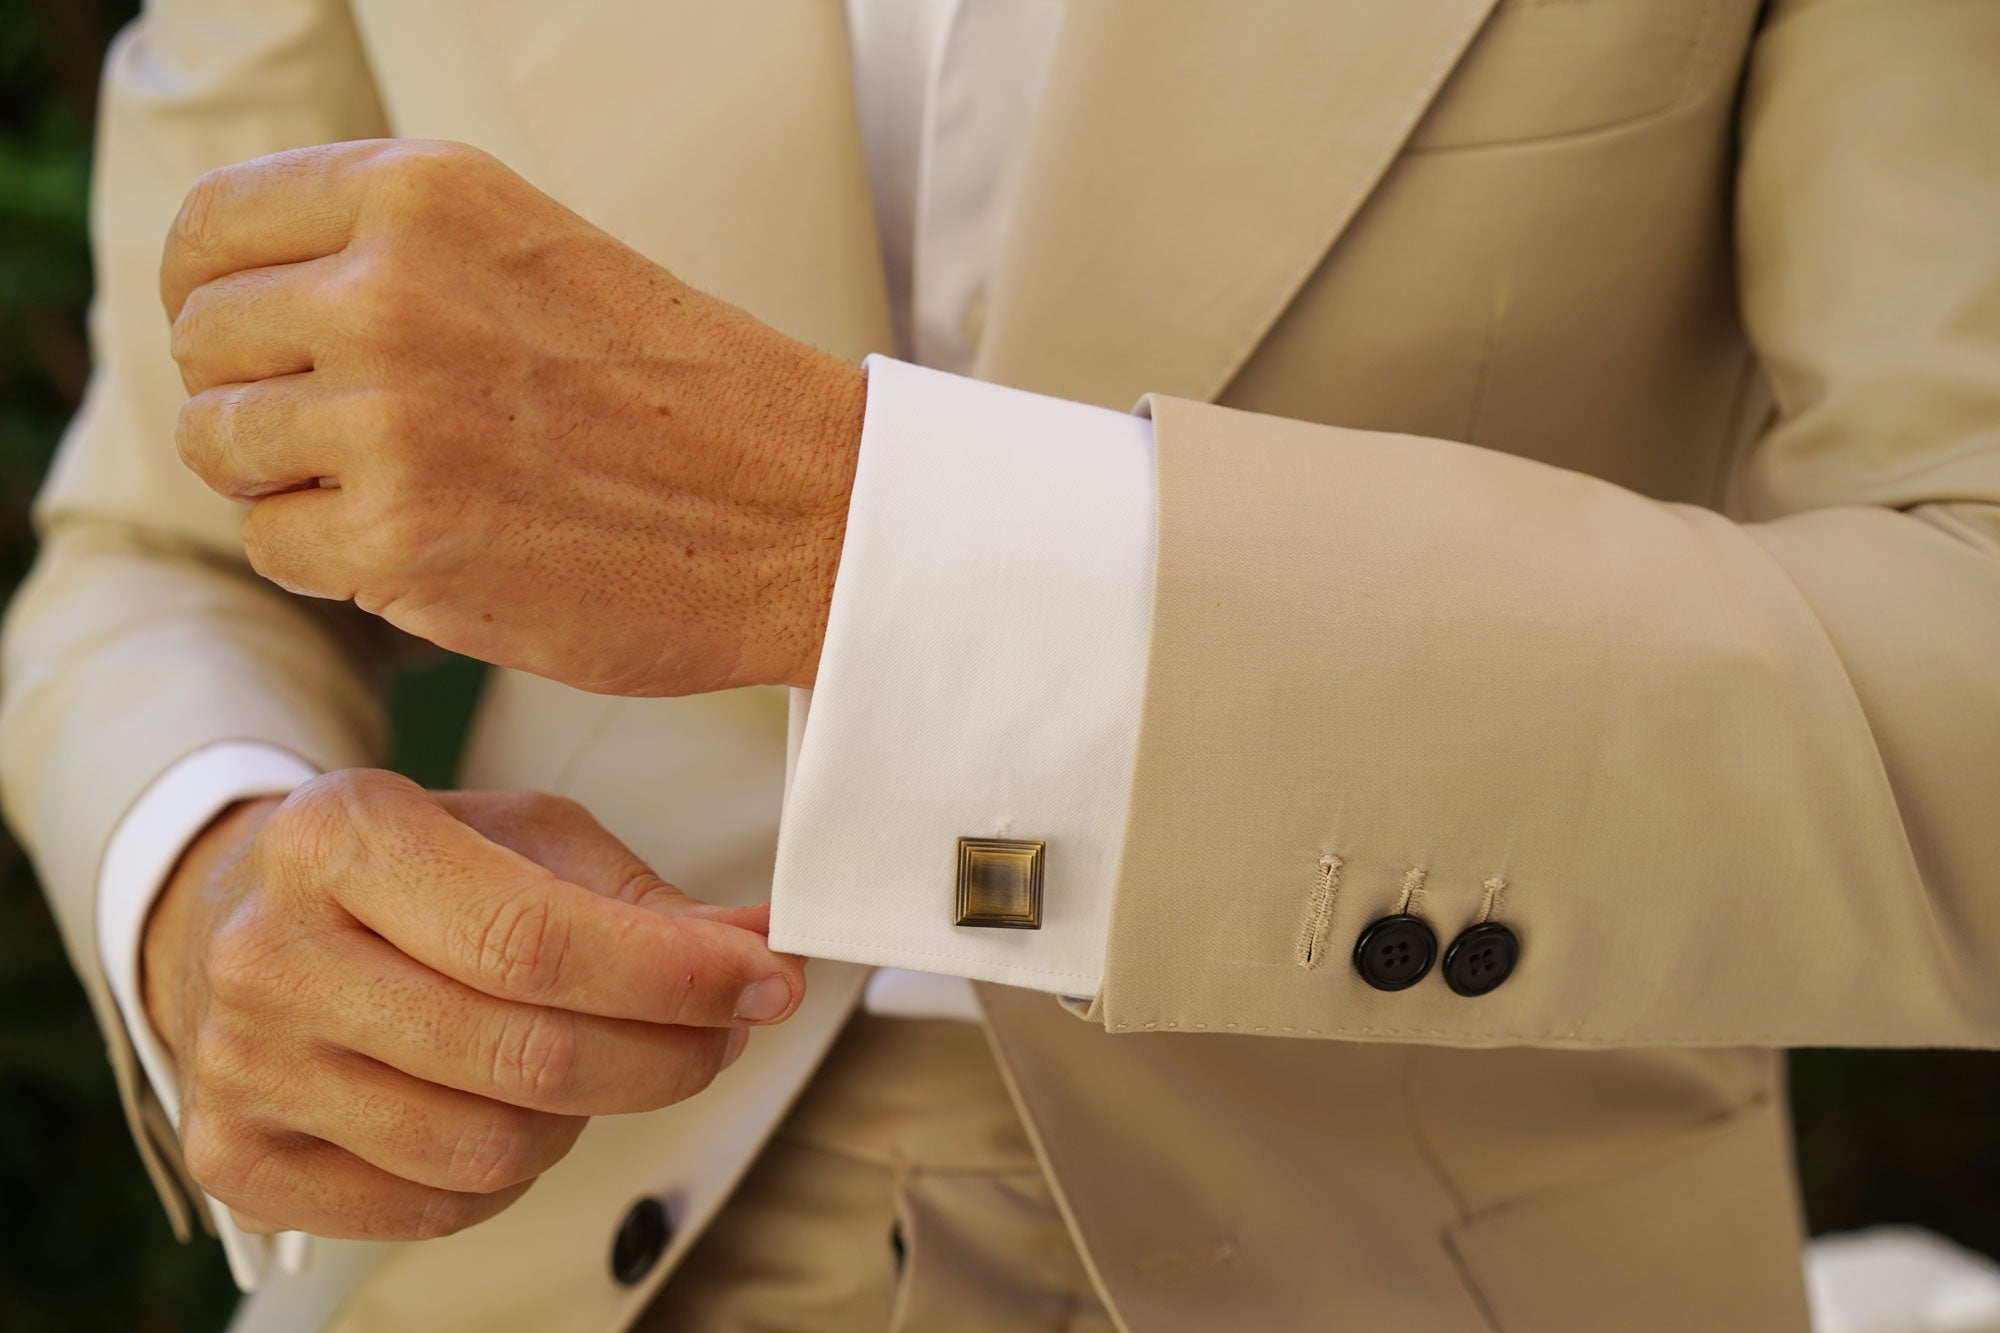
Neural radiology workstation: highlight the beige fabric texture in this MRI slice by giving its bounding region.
[3,0,1996,1329]
[635,1014,1112,1333]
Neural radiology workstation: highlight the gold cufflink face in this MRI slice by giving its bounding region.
[955,837,1044,929]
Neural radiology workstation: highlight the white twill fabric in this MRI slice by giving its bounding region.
[834,0,1149,1014]
[771,357,1154,996]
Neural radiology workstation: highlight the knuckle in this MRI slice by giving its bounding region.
[408,1188,476,1241]
[371,141,476,208]
[176,386,247,478]
[444,1108,535,1194]
[167,288,211,367]
[258,772,413,896]
[171,169,229,263]
[257,784,349,880]
[173,396,212,471]
[489,1004,581,1108]
[279,768,410,845]
[305,765,399,813]
[319,765,412,803]
[187,1019,261,1093]
[349,488,433,583]
[527,792,590,826]
[265,769,425,889]
[474,889,572,1001]
[179,1110,256,1198]
[201,910,286,1010]
[238,505,285,583]
[373,508,424,570]
[366,488,436,572]
[616,869,683,913]
[176,1114,228,1189]
[350,579,397,620]
[358,386,416,450]
[332,251,409,326]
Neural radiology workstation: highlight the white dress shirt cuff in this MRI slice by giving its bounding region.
[769,356,1156,998]
[97,742,319,1290]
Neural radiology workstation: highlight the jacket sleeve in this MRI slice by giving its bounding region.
[0,0,392,1233]
[1095,0,2000,1047]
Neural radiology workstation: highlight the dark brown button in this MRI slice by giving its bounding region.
[611,1197,672,1285]
[1443,922,1519,996]
[1352,914,1437,991]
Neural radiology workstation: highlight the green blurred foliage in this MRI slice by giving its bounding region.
[0,3,1993,1331]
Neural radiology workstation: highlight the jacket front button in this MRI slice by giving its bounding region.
[611,1197,673,1286]
[1443,922,1520,996]
[1352,914,1438,991]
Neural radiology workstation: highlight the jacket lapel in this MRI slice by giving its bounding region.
[456,0,894,363]
[454,0,1499,405]
[976,0,1503,408]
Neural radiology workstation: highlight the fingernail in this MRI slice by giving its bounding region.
[723,1027,749,1069]
[734,974,793,1023]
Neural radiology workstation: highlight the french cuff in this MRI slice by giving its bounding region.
[97,742,318,1290]
[768,356,1156,999]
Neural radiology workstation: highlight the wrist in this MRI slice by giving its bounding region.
[752,349,866,691]
[140,796,281,1062]
[791,356,866,688]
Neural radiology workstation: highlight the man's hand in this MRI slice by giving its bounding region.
[161,140,866,696]
[140,770,805,1241]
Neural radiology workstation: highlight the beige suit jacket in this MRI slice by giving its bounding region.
[5,0,1997,1329]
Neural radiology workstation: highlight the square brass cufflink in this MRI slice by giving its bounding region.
[954,837,1044,929]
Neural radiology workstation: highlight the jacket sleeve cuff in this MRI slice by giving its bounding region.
[768,357,1156,998]
[97,741,317,1290]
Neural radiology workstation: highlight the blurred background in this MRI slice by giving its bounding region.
[0,3,1994,1330]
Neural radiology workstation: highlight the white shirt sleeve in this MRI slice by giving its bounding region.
[97,742,319,1291]
[768,356,1156,999]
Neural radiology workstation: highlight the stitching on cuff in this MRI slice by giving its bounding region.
[1295,854,1343,969]
[1396,867,1429,915]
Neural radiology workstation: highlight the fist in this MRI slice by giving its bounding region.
[141,771,805,1241]
[162,139,866,697]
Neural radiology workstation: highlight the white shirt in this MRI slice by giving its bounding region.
[800,0,1150,1013]
[95,0,1155,1288]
